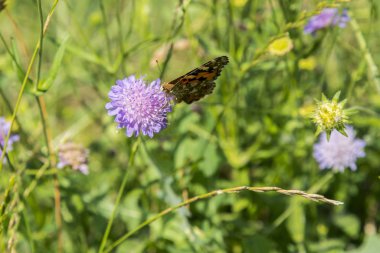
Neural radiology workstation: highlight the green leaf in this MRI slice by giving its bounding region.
[334,214,360,238]
[321,93,328,102]
[337,127,348,137]
[287,198,305,244]
[243,234,275,253]
[199,141,220,177]
[308,239,345,252]
[332,90,341,102]
[37,36,69,92]
[174,137,200,169]
[347,235,380,253]
[326,130,331,141]
[9,38,33,86]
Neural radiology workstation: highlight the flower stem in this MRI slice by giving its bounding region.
[99,0,112,63]
[36,96,62,252]
[0,0,60,172]
[35,0,44,89]
[104,185,342,253]
[349,14,380,93]
[272,171,335,228]
[98,138,141,253]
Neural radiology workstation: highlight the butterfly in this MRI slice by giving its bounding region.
[162,56,229,104]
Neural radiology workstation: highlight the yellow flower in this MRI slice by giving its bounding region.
[298,57,317,71]
[232,0,247,7]
[267,36,293,56]
[89,11,102,26]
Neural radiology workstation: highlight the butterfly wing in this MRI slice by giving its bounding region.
[162,56,229,104]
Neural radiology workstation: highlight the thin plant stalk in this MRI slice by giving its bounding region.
[349,15,380,93]
[0,0,61,250]
[272,171,335,228]
[36,96,62,252]
[116,0,126,75]
[99,0,112,62]
[104,185,343,253]
[98,138,141,253]
[35,0,44,88]
[0,0,60,172]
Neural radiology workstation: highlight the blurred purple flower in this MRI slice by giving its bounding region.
[0,117,19,159]
[304,8,350,34]
[105,75,172,138]
[313,125,365,172]
[57,142,89,175]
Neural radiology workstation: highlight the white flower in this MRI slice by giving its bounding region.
[313,126,366,172]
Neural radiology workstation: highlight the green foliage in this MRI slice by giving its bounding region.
[0,0,379,252]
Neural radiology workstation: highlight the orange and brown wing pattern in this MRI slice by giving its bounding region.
[162,56,229,104]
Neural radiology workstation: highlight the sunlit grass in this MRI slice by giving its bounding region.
[0,0,379,252]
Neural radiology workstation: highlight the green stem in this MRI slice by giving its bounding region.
[99,0,112,63]
[272,171,335,228]
[23,162,50,198]
[0,33,24,73]
[317,29,339,90]
[35,0,44,88]
[104,185,342,253]
[36,96,62,252]
[0,45,38,172]
[0,0,60,172]
[349,15,380,93]
[159,0,188,80]
[98,138,141,253]
[308,171,335,194]
[116,0,126,75]
[0,88,31,149]
[35,96,56,167]
[21,209,35,253]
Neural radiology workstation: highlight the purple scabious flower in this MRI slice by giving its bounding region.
[105,75,172,138]
[0,117,20,159]
[304,8,350,34]
[313,125,365,172]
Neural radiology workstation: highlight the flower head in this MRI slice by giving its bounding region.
[298,57,317,71]
[57,142,89,174]
[312,91,352,140]
[106,75,172,138]
[304,8,350,34]
[267,35,293,56]
[313,126,365,172]
[0,117,20,159]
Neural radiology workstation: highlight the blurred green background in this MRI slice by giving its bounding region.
[0,0,379,252]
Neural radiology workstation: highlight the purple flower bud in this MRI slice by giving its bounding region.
[304,8,350,35]
[0,117,19,161]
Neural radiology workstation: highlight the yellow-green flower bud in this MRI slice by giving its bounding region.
[312,91,352,140]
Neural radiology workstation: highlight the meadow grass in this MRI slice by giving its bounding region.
[0,0,379,252]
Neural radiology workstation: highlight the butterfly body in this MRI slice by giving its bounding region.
[162,56,229,104]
